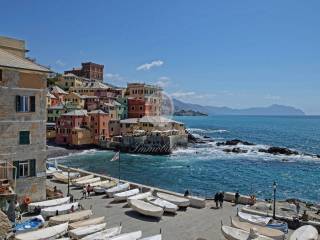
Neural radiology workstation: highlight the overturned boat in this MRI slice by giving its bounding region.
[49,209,92,225]
[81,226,122,240]
[114,189,139,202]
[28,197,70,213]
[106,183,130,198]
[130,199,163,218]
[156,192,190,207]
[41,202,79,218]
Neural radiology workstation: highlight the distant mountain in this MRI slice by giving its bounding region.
[173,99,305,116]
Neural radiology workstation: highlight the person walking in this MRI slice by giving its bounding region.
[235,191,240,205]
[296,202,300,215]
[219,192,224,208]
[214,192,219,209]
[86,184,91,197]
[82,186,87,199]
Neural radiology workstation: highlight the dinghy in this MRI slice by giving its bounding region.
[140,234,162,240]
[72,174,94,183]
[41,202,79,218]
[109,231,142,240]
[28,197,70,212]
[69,222,107,239]
[15,222,68,240]
[289,225,318,240]
[89,180,110,188]
[147,197,178,214]
[221,225,274,240]
[15,215,45,233]
[81,226,122,240]
[106,183,130,197]
[128,191,152,201]
[69,216,105,229]
[49,209,92,225]
[156,192,190,207]
[73,177,101,188]
[52,172,76,183]
[130,199,164,218]
[231,217,285,240]
[94,186,107,194]
[46,166,62,177]
[238,211,288,233]
[114,188,139,202]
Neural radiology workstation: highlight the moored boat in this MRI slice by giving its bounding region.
[140,234,162,240]
[69,216,105,229]
[81,226,122,240]
[146,197,178,214]
[289,225,318,240]
[128,191,152,201]
[156,192,190,207]
[69,223,107,239]
[41,202,79,218]
[221,225,274,240]
[231,217,285,240]
[130,199,164,218]
[49,209,92,225]
[15,222,68,240]
[106,183,130,197]
[28,197,70,213]
[108,230,142,240]
[14,215,45,233]
[114,188,139,202]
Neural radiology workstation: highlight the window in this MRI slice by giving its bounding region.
[12,159,36,178]
[0,69,2,81]
[19,131,30,145]
[16,96,35,112]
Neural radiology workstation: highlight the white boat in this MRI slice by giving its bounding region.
[52,172,78,183]
[109,231,142,240]
[69,223,107,239]
[81,226,122,240]
[89,181,110,188]
[114,189,139,202]
[94,186,107,194]
[69,216,105,229]
[238,211,288,233]
[221,225,274,240]
[289,225,319,240]
[15,222,68,240]
[130,199,163,218]
[140,234,162,240]
[28,197,70,213]
[106,183,130,197]
[41,202,79,218]
[156,192,190,207]
[56,238,70,240]
[147,197,178,214]
[49,209,92,225]
[46,166,62,177]
[73,177,101,187]
[72,174,94,183]
[128,191,152,201]
[231,217,285,240]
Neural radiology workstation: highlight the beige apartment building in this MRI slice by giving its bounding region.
[0,36,50,203]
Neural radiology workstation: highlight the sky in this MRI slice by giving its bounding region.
[1,0,320,114]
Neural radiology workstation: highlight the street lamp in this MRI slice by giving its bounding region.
[67,167,70,197]
[273,181,277,219]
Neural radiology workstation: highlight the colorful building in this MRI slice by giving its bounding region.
[56,73,85,90]
[64,62,104,81]
[116,97,128,120]
[50,85,67,104]
[46,91,57,107]
[128,98,146,118]
[0,36,50,204]
[64,92,85,109]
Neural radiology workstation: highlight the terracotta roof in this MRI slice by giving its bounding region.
[50,85,67,95]
[0,48,51,72]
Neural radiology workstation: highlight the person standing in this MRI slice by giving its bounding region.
[235,191,240,205]
[82,186,87,199]
[219,192,224,208]
[214,192,219,208]
[296,202,300,215]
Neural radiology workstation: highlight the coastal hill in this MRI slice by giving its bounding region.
[174,109,208,116]
[173,98,305,116]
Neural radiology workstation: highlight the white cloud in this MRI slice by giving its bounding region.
[171,91,196,98]
[136,60,164,71]
[55,59,66,67]
[265,94,281,100]
[156,76,170,88]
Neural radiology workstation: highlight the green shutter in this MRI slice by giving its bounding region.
[13,161,19,179]
[19,131,30,145]
[16,95,21,112]
[29,159,36,177]
[30,96,35,112]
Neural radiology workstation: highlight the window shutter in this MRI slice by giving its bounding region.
[13,161,19,179]
[16,95,21,112]
[29,159,36,177]
[30,96,35,112]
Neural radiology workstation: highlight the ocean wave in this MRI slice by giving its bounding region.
[187,128,229,134]
[48,149,105,161]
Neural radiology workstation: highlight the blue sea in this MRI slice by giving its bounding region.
[52,116,320,203]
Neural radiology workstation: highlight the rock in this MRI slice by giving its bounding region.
[203,135,211,139]
[317,155,320,158]
[260,147,299,155]
[223,148,248,154]
[217,139,255,146]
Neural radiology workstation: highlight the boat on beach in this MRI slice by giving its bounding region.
[108,231,142,240]
[41,202,79,218]
[146,197,178,214]
[52,172,79,183]
[69,222,107,239]
[231,217,285,240]
[130,199,164,218]
[73,177,101,187]
[238,211,288,233]
[14,215,45,233]
[49,209,92,225]
[81,226,122,240]
[28,197,70,212]
[140,234,162,240]
[69,216,105,229]
[106,182,130,197]
[114,188,140,202]
[72,174,94,183]
[15,222,68,240]
[221,225,274,240]
[289,225,318,240]
[88,180,110,188]
[128,191,153,201]
[156,192,190,207]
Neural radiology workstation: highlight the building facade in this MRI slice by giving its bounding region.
[64,62,104,81]
[0,37,50,202]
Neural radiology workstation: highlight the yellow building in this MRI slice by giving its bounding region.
[57,73,85,90]
[64,92,85,109]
